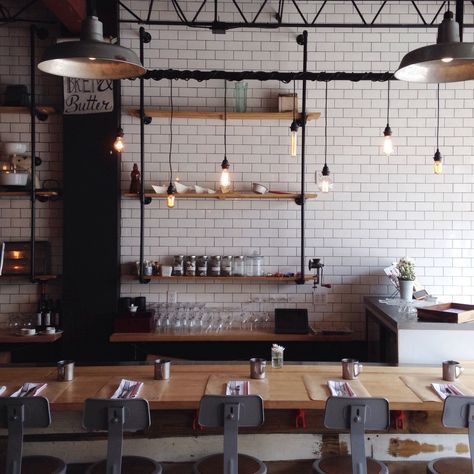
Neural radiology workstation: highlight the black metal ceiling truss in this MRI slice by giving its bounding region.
[119,0,474,30]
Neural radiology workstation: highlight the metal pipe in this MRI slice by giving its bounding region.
[139,27,146,284]
[30,25,36,283]
[456,0,464,41]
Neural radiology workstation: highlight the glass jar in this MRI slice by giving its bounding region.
[254,255,264,277]
[144,260,153,276]
[173,255,184,276]
[197,256,208,276]
[185,255,197,276]
[245,255,254,276]
[209,256,221,276]
[232,256,245,276]
[221,256,233,276]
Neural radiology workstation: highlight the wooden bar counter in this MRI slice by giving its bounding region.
[0,362,469,412]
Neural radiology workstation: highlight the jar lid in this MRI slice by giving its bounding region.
[199,255,208,259]
[174,255,185,258]
[235,255,244,259]
[213,255,221,259]
[188,255,196,258]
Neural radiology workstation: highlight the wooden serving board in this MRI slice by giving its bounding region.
[417,303,474,323]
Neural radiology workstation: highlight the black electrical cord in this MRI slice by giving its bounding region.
[224,80,227,158]
[169,79,174,183]
[386,79,390,125]
[292,80,296,123]
[436,84,440,151]
[324,81,328,168]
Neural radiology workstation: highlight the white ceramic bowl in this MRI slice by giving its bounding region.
[195,185,206,194]
[207,188,216,194]
[161,265,173,277]
[3,142,27,155]
[152,184,167,194]
[174,181,189,193]
[0,171,28,186]
[252,182,268,194]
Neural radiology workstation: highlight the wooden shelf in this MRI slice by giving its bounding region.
[0,329,62,344]
[110,328,353,343]
[0,106,56,115]
[0,274,58,282]
[0,191,59,198]
[127,109,320,121]
[130,275,313,283]
[123,191,316,200]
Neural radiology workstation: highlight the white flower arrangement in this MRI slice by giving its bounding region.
[271,343,285,353]
[396,256,416,281]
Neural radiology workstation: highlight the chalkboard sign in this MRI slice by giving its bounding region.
[63,78,114,115]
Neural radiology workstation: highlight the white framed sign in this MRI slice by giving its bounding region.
[63,78,114,115]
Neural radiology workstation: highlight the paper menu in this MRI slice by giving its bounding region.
[111,379,143,399]
[226,380,250,396]
[328,380,356,397]
[431,383,464,400]
[11,383,47,397]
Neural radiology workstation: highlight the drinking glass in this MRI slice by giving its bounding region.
[234,81,248,112]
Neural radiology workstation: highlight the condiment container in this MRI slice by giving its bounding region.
[185,255,196,276]
[209,256,221,276]
[233,256,245,276]
[197,256,208,276]
[221,256,233,276]
[173,255,184,276]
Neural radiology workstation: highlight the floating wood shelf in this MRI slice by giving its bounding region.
[0,191,59,198]
[123,191,316,200]
[127,109,320,121]
[0,329,62,344]
[110,329,353,343]
[0,106,56,115]
[0,274,58,282]
[131,275,313,283]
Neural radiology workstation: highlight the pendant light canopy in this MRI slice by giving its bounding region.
[395,9,474,83]
[38,1,144,80]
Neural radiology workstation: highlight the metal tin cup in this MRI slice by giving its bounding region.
[442,360,464,382]
[57,360,74,382]
[250,358,266,379]
[154,359,171,380]
[341,358,363,380]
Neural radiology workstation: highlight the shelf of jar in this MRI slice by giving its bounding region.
[127,109,320,121]
[110,328,353,343]
[0,106,57,115]
[130,275,313,283]
[0,191,60,198]
[0,275,59,282]
[123,192,316,200]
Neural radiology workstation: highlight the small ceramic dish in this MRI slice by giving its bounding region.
[207,188,216,194]
[152,185,167,194]
[174,181,189,193]
[252,182,268,194]
[195,185,206,194]
[3,142,27,155]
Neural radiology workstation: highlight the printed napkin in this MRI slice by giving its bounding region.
[0,386,6,396]
[111,379,143,399]
[11,382,47,397]
[432,383,464,400]
[328,380,357,397]
[226,380,250,396]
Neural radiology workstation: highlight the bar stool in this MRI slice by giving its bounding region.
[427,396,474,474]
[312,397,390,474]
[82,398,162,474]
[193,395,267,474]
[0,396,66,474]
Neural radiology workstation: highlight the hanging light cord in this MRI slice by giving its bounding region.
[386,79,390,125]
[169,79,173,182]
[436,84,440,150]
[324,81,328,167]
[293,81,296,122]
[224,80,227,158]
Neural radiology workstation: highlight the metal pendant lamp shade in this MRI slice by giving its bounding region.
[38,15,145,80]
[395,10,474,83]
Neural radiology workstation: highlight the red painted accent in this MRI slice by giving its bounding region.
[392,410,405,430]
[295,408,306,429]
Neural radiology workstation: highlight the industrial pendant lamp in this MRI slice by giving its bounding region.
[38,0,144,80]
[395,5,474,83]
[113,128,125,152]
[316,82,333,193]
[382,80,394,156]
[220,81,231,193]
[167,80,176,208]
[433,85,443,175]
[290,81,298,157]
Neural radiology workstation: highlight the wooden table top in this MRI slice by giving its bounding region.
[0,363,472,412]
[0,329,63,344]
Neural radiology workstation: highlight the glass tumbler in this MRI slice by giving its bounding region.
[234,81,248,112]
[271,346,284,369]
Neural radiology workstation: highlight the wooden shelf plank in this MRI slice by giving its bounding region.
[0,106,57,115]
[127,109,320,121]
[0,274,58,282]
[0,330,62,344]
[110,329,353,343]
[128,275,313,283]
[0,191,59,198]
[123,191,316,200]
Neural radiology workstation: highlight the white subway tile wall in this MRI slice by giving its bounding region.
[3,1,474,337]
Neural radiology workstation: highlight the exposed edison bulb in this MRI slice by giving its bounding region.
[113,135,124,152]
[290,120,298,157]
[383,125,393,156]
[220,157,231,193]
[89,57,96,61]
[317,164,333,193]
[167,193,175,208]
[433,149,442,175]
[441,57,453,63]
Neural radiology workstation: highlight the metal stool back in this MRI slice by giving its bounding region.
[323,397,389,474]
[82,398,156,474]
[427,396,474,474]
[0,396,64,474]
[198,395,264,474]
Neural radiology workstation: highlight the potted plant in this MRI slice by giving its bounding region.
[396,257,415,301]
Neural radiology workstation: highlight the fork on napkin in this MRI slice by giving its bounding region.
[431,383,464,400]
[328,380,356,397]
[111,379,143,399]
[11,382,47,397]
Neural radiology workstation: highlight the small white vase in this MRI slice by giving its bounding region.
[399,278,414,301]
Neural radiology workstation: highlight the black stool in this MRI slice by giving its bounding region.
[0,396,66,474]
[82,398,162,474]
